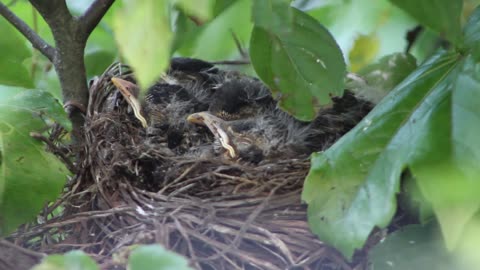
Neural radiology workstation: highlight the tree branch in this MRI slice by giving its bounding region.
[0,1,55,61]
[78,0,116,38]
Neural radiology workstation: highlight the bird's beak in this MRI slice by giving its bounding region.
[111,77,148,128]
[187,112,237,159]
[186,113,206,125]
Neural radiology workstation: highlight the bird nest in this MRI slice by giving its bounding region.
[11,61,372,269]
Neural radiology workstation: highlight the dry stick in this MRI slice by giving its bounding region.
[194,179,286,263]
[230,29,248,59]
[158,162,200,194]
[0,240,45,259]
[172,218,201,270]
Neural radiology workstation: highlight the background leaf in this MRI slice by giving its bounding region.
[113,0,172,90]
[252,0,293,32]
[307,0,419,65]
[348,33,380,72]
[250,7,345,121]
[174,0,215,22]
[128,244,193,270]
[347,53,417,103]
[463,5,480,61]
[189,0,253,61]
[85,50,116,80]
[0,17,33,88]
[0,88,68,235]
[389,0,463,44]
[32,250,99,270]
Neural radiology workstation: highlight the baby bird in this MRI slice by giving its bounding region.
[111,57,372,163]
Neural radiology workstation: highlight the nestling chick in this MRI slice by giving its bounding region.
[111,57,373,163]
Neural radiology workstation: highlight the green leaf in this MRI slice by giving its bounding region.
[307,0,418,63]
[0,88,68,235]
[32,250,99,270]
[128,244,193,270]
[401,172,434,224]
[85,50,116,79]
[0,17,33,88]
[3,89,72,131]
[389,0,463,45]
[252,0,293,32]
[113,0,172,90]
[212,0,238,16]
[171,10,202,55]
[412,56,480,250]
[174,0,215,22]
[302,50,462,258]
[250,8,345,121]
[348,33,380,72]
[369,223,465,270]
[348,53,417,103]
[190,0,253,61]
[291,0,325,11]
[463,5,480,61]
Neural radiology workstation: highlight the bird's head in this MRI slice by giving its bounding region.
[187,112,264,162]
[187,112,238,159]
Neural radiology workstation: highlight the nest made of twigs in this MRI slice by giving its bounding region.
[10,63,370,270]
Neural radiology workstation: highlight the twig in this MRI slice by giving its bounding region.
[211,60,251,65]
[230,30,248,59]
[0,240,45,259]
[0,1,55,61]
[79,0,116,38]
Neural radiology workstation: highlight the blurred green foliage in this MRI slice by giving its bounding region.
[0,0,480,268]
[32,245,193,270]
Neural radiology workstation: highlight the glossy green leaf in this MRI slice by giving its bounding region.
[32,250,99,270]
[250,8,345,121]
[128,244,193,270]
[348,53,417,103]
[0,17,33,88]
[389,0,463,44]
[113,0,172,90]
[463,5,480,61]
[0,88,68,235]
[369,223,465,270]
[302,51,462,258]
[175,0,215,22]
[85,50,116,79]
[412,56,480,250]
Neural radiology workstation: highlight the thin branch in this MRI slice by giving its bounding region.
[0,1,55,61]
[79,0,116,38]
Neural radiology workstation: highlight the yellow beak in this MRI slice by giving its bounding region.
[111,77,148,128]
